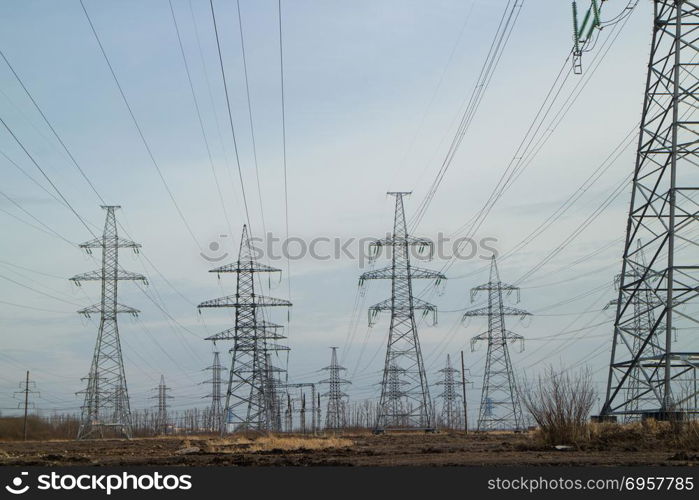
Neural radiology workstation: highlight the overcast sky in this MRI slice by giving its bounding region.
[0,0,677,421]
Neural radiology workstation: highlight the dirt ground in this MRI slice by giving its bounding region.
[0,431,697,466]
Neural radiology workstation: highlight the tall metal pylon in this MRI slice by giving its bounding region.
[152,374,172,435]
[601,0,699,420]
[198,225,291,432]
[360,192,446,431]
[463,256,528,431]
[203,351,226,431]
[436,354,462,429]
[319,347,351,430]
[71,205,146,440]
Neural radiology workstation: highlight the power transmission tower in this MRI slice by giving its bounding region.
[360,192,445,432]
[606,241,665,421]
[151,375,172,435]
[463,256,528,431]
[286,383,319,434]
[203,351,226,431]
[14,371,38,441]
[435,354,462,429]
[71,205,146,440]
[198,225,291,432]
[600,1,699,421]
[319,347,351,430]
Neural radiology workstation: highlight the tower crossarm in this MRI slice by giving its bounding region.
[78,237,141,250]
[369,297,438,326]
[209,261,283,274]
[463,305,530,320]
[471,329,524,351]
[77,303,140,317]
[369,235,434,249]
[359,265,446,283]
[70,269,147,283]
[198,295,292,308]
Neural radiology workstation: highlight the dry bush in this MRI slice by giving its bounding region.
[521,366,595,446]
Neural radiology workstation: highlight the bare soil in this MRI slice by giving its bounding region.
[0,432,697,467]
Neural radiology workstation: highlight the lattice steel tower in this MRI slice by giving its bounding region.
[360,192,446,431]
[463,256,528,431]
[72,205,146,440]
[320,347,351,430]
[203,351,226,431]
[436,354,462,429]
[606,241,665,421]
[198,225,290,432]
[152,374,172,435]
[600,1,699,420]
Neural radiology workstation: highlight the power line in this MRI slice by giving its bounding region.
[79,0,203,252]
[207,0,252,229]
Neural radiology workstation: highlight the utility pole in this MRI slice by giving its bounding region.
[198,225,291,433]
[463,256,529,431]
[599,1,699,421]
[151,375,172,435]
[320,347,351,430]
[14,371,38,441]
[71,205,146,440]
[360,192,446,432]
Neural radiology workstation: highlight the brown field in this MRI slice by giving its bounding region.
[0,429,698,466]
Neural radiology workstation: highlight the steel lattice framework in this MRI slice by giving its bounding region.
[464,257,528,431]
[607,241,666,421]
[72,205,146,440]
[436,354,462,429]
[198,225,290,432]
[601,0,699,420]
[151,374,172,435]
[320,347,351,429]
[203,351,226,431]
[360,192,446,431]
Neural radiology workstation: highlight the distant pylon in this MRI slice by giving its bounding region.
[198,225,291,432]
[151,374,172,435]
[319,347,351,430]
[600,1,699,420]
[71,205,146,440]
[436,354,462,429]
[360,192,446,432]
[203,351,226,431]
[606,241,665,421]
[463,256,528,431]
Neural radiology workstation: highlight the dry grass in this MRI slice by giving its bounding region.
[587,419,699,450]
[201,434,353,453]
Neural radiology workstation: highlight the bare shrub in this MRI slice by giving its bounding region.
[521,366,595,445]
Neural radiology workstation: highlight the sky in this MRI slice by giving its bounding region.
[0,0,684,422]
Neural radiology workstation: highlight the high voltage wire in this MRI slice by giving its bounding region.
[80,0,203,252]
[207,0,252,231]
[410,0,524,231]
[168,0,234,240]
[236,0,268,239]
[0,114,96,238]
[0,49,105,206]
